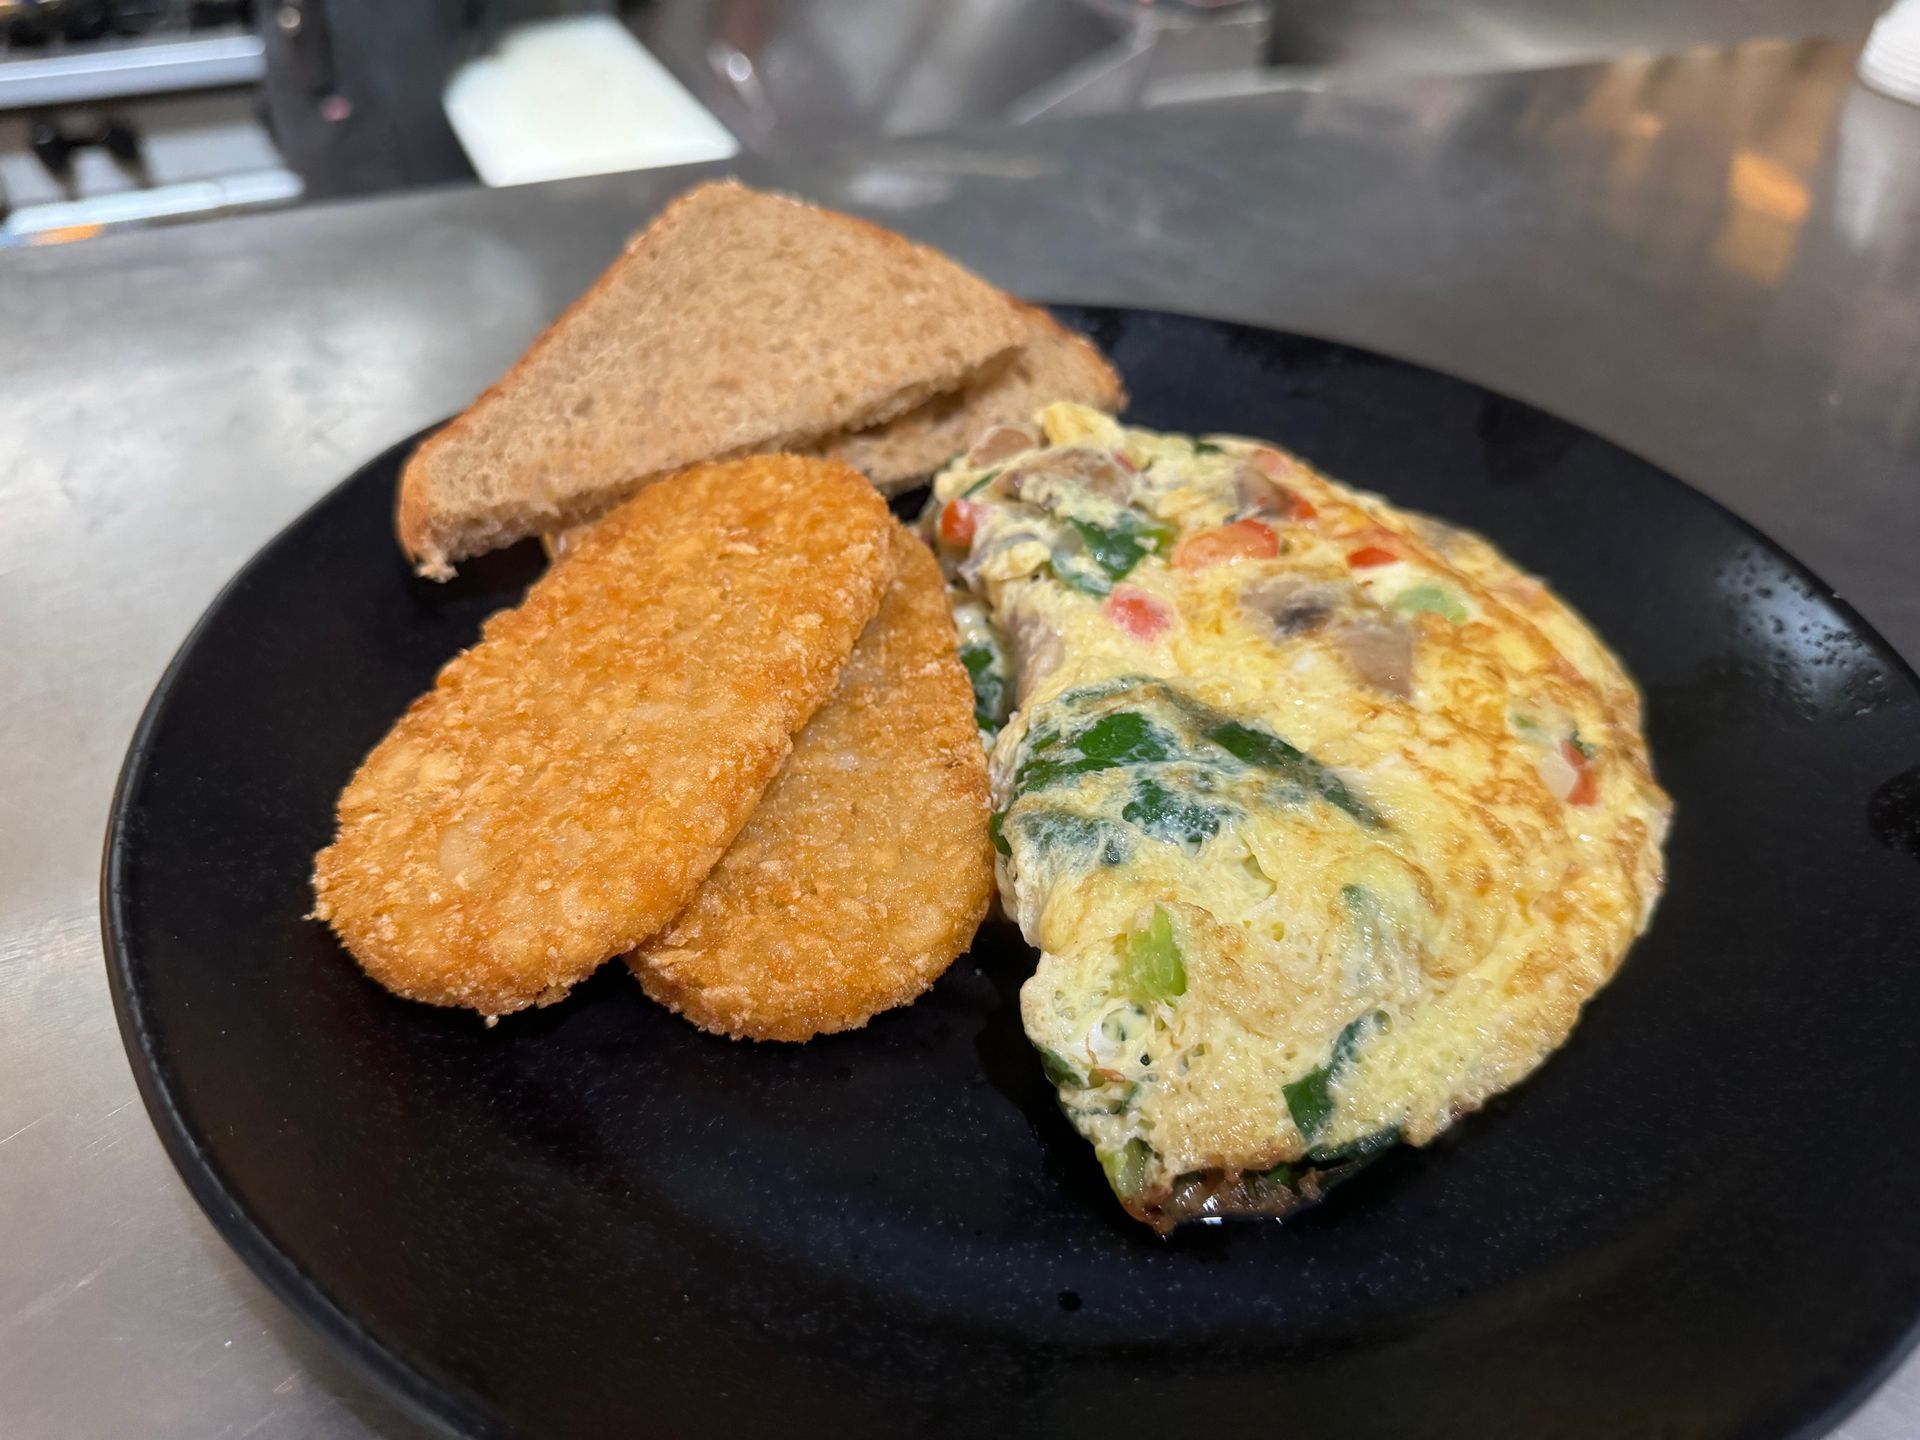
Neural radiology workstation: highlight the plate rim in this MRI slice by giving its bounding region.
[98,417,499,1440]
[99,305,1920,1440]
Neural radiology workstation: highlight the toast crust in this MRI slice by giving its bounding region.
[397,180,1026,578]
[815,303,1127,491]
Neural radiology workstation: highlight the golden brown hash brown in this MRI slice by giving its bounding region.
[313,455,894,1016]
[629,527,995,1040]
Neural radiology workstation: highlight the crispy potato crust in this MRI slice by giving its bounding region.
[629,528,995,1040]
[313,456,893,1016]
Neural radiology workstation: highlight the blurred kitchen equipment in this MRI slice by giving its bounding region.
[0,0,1893,241]
[627,0,1231,144]
[259,1,622,201]
[625,0,1887,150]
[1860,0,1920,102]
[0,0,260,106]
[0,0,296,240]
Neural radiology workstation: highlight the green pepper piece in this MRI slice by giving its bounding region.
[1127,904,1186,1001]
[1393,584,1469,624]
[1099,1138,1153,1198]
[1082,1082,1140,1116]
[1038,1046,1086,1090]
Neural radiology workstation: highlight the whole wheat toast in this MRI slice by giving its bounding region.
[398,180,1026,578]
[816,304,1126,492]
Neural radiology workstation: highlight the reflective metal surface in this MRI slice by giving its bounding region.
[1257,0,1885,75]
[0,29,264,108]
[631,0,1138,144]
[630,0,1891,142]
[2,34,1916,1440]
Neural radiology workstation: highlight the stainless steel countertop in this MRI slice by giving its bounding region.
[4,35,1917,1440]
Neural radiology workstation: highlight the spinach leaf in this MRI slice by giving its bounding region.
[1192,439,1226,456]
[1244,1159,1302,1194]
[1049,531,1114,596]
[988,809,1011,857]
[1122,777,1225,848]
[1068,514,1174,584]
[1205,719,1383,828]
[1015,711,1175,793]
[1050,675,1158,710]
[1283,1011,1385,1143]
[960,641,1007,731]
[1306,1127,1401,1166]
[961,466,1002,498]
[1016,810,1131,866]
[1208,718,1303,767]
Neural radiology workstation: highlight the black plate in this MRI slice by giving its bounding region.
[104,309,1920,1440]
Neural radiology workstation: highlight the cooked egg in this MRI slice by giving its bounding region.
[927,404,1672,1230]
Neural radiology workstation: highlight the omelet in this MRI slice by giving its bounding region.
[926,406,1671,1231]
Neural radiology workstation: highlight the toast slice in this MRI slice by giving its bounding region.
[816,304,1126,492]
[397,180,1027,578]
